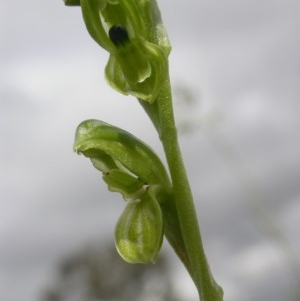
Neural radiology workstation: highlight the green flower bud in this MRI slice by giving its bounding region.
[115,194,163,264]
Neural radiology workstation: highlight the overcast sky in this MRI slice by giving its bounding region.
[1,1,300,300]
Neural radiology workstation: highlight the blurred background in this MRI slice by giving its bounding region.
[1,0,300,300]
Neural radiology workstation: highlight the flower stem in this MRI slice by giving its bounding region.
[154,76,223,301]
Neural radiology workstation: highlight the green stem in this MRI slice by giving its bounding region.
[154,76,223,301]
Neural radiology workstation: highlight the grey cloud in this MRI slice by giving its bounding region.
[1,1,299,300]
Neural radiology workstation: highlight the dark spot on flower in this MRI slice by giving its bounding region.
[109,25,130,47]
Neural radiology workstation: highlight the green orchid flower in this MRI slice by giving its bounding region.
[74,119,167,263]
[78,0,169,103]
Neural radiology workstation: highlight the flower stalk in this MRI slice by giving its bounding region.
[154,77,223,300]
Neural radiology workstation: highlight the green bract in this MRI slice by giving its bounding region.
[74,119,172,201]
[79,0,170,103]
[115,193,163,264]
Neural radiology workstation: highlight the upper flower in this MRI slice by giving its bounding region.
[79,0,171,103]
